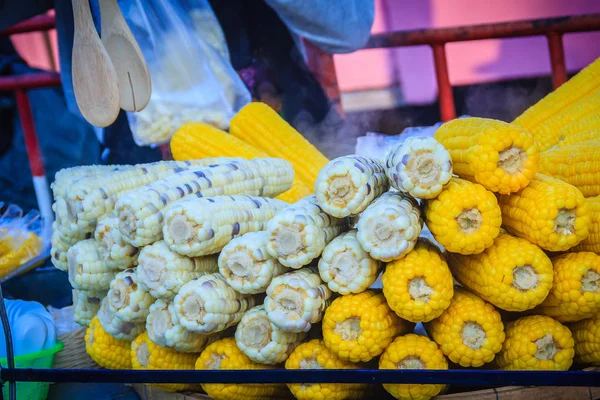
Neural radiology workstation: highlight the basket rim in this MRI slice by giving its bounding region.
[0,341,63,364]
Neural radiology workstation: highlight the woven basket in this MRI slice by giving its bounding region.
[52,327,99,369]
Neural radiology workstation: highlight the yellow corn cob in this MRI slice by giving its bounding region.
[137,240,218,300]
[98,297,145,341]
[568,314,600,365]
[147,299,221,353]
[315,155,389,218]
[498,174,590,252]
[425,178,502,255]
[106,269,155,322]
[230,102,329,187]
[116,158,293,247]
[379,334,448,400]
[131,331,198,392]
[266,195,349,269]
[85,316,132,369]
[285,339,367,400]
[382,239,454,323]
[265,267,332,333]
[73,289,106,327]
[537,252,600,322]
[556,128,600,148]
[163,196,287,257]
[219,231,289,295]
[174,272,257,334]
[95,213,139,270]
[385,136,453,199]
[67,239,116,291]
[573,196,600,253]
[50,227,70,271]
[322,290,412,363]
[448,233,554,312]
[235,304,307,365]
[496,315,574,370]
[434,117,539,194]
[0,231,42,272]
[426,288,505,367]
[318,230,381,295]
[356,192,422,262]
[197,337,289,400]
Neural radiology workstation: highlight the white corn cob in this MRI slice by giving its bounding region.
[266,196,350,269]
[356,192,422,262]
[235,305,307,365]
[73,289,106,327]
[137,241,219,300]
[67,239,116,291]
[264,267,332,333]
[318,230,381,295]
[53,196,96,246]
[385,136,453,199]
[174,273,257,334]
[163,196,287,257]
[116,158,293,247]
[50,227,72,271]
[106,269,155,323]
[315,155,389,218]
[95,213,139,270]
[98,297,145,341]
[51,165,125,200]
[219,231,289,295]
[147,299,222,353]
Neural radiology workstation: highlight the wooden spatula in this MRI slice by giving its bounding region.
[71,0,120,127]
[99,0,152,112]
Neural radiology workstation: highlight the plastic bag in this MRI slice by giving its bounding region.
[120,0,251,146]
[0,204,45,276]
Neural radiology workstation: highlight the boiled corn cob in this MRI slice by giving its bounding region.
[498,174,590,252]
[379,334,448,400]
[94,213,139,270]
[449,233,554,312]
[556,127,600,148]
[537,252,600,322]
[315,156,388,218]
[322,290,412,363]
[116,158,293,247]
[425,178,502,255]
[197,337,289,400]
[356,192,422,262]
[174,272,257,334]
[52,197,93,242]
[235,304,307,365]
[219,231,288,295]
[382,239,454,323]
[496,315,574,370]
[106,269,155,323]
[163,196,287,257]
[385,136,453,199]
[98,297,145,341]
[426,288,505,367]
[85,316,132,369]
[137,240,218,300]
[285,339,367,400]
[318,230,381,295]
[264,267,332,333]
[50,227,70,271]
[573,196,600,253]
[73,289,106,327]
[266,195,349,269]
[67,239,115,291]
[52,165,125,198]
[569,314,600,365]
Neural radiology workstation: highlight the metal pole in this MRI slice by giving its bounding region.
[547,32,568,89]
[431,43,456,121]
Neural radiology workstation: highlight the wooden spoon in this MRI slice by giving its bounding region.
[99,0,152,112]
[71,0,120,127]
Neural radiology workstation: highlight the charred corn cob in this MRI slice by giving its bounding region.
[322,290,412,363]
[219,231,288,295]
[85,316,132,369]
[285,339,367,400]
[498,174,590,252]
[315,155,388,217]
[379,334,448,400]
[426,288,505,367]
[425,178,502,255]
[98,297,145,341]
[235,304,307,365]
[266,195,349,269]
[73,289,106,327]
[265,267,332,333]
[434,117,539,194]
[382,239,454,323]
[449,233,554,312]
[497,315,574,370]
[318,230,381,295]
[174,272,257,334]
[116,158,293,247]
[106,269,154,322]
[356,192,422,262]
[385,136,453,199]
[95,213,139,270]
[67,239,115,291]
[197,337,289,400]
[538,252,600,322]
[569,314,600,365]
[556,128,600,148]
[137,241,218,300]
[573,196,600,253]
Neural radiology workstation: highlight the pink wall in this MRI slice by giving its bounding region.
[335,0,600,104]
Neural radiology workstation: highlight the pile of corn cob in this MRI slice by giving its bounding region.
[53,56,600,400]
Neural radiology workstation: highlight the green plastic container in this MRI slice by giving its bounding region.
[0,341,63,400]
